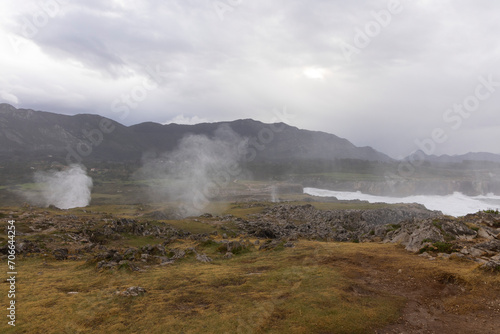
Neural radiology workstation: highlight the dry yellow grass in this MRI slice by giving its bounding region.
[2,239,499,334]
[1,200,499,333]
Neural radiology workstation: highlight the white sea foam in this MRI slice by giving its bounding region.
[304,188,500,217]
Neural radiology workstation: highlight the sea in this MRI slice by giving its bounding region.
[303,187,500,217]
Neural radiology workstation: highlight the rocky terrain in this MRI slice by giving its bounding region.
[2,203,499,274]
[2,201,500,333]
[239,204,500,272]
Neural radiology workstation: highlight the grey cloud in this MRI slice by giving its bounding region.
[1,0,500,157]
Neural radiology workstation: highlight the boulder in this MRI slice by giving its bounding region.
[490,254,500,261]
[479,261,500,273]
[15,240,41,254]
[168,248,186,260]
[97,260,118,270]
[196,253,212,263]
[468,247,486,258]
[227,241,242,253]
[119,286,147,297]
[441,221,476,240]
[123,248,138,260]
[476,240,500,252]
[388,220,444,252]
[478,228,495,240]
[53,248,69,260]
[254,228,277,239]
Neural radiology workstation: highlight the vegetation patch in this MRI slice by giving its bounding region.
[387,224,401,232]
[419,242,459,254]
[432,219,443,230]
[468,224,480,232]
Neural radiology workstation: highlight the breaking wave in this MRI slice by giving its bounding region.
[304,188,500,217]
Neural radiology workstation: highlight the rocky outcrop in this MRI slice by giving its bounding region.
[232,204,500,269]
[115,287,146,297]
[384,213,500,270]
[53,248,69,260]
[3,203,499,273]
[101,218,187,240]
[196,253,213,263]
[236,204,441,242]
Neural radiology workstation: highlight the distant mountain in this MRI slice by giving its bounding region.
[129,119,392,163]
[0,103,145,162]
[0,103,392,164]
[407,150,500,164]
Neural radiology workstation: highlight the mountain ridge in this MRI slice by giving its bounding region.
[0,104,395,164]
[3,103,500,165]
[406,150,500,164]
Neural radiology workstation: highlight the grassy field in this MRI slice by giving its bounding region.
[2,238,499,333]
[292,172,385,182]
[1,173,500,333]
[1,200,500,333]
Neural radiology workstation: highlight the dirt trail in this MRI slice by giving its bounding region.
[326,251,500,334]
[373,273,500,334]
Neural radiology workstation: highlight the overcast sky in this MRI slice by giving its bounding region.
[1,0,499,158]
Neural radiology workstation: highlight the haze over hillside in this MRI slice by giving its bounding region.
[0,103,393,164]
[2,103,500,198]
[3,103,500,166]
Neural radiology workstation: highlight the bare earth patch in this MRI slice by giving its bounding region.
[321,246,500,334]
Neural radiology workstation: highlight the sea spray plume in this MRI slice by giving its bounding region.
[33,164,93,209]
[137,125,248,216]
[271,185,278,203]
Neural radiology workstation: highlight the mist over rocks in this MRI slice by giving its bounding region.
[31,164,93,209]
[135,125,249,216]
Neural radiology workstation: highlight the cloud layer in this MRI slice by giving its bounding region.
[1,0,499,158]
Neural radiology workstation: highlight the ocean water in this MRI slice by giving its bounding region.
[303,187,500,217]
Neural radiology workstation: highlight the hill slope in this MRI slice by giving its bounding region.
[0,104,393,164]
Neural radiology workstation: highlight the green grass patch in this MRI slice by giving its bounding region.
[165,219,218,235]
[387,224,401,232]
[2,240,499,333]
[299,201,396,211]
[118,235,164,248]
[223,202,270,218]
[295,172,384,182]
[419,242,459,254]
